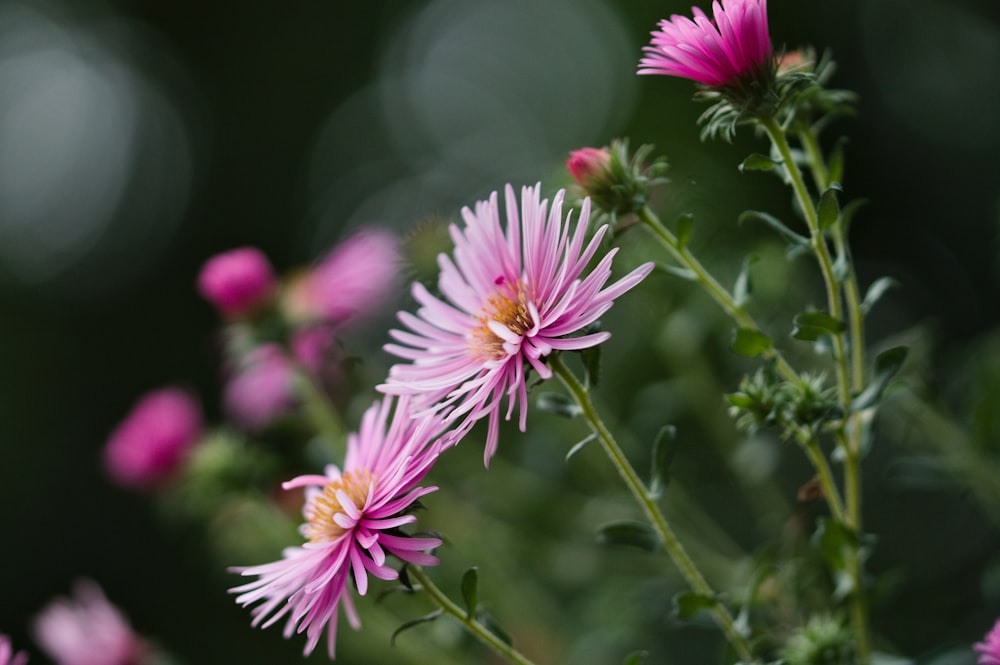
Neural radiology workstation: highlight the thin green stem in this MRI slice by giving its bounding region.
[637,205,799,385]
[407,566,538,665]
[795,431,846,522]
[551,354,754,662]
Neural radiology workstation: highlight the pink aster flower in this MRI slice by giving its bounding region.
[638,0,772,88]
[379,183,654,465]
[103,387,203,490]
[32,581,146,665]
[284,228,401,328]
[224,344,297,430]
[976,618,1000,665]
[231,395,446,658]
[0,634,28,665]
[197,246,277,318]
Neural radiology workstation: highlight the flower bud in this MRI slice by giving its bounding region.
[566,147,612,192]
[223,345,297,431]
[103,388,202,489]
[197,247,277,318]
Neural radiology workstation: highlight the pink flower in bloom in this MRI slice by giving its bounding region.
[32,581,146,665]
[103,387,203,489]
[976,618,1000,665]
[224,344,297,430]
[197,246,277,317]
[231,396,446,658]
[379,183,654,465]
[637,0,772,88]
[0,634,28,665]
[284,229,401,327]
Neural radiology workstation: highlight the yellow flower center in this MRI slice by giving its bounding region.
[303,470,373,543]
[471,278,533,361]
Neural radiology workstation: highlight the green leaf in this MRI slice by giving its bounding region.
[565,433,597,461]
[460,567,479,620]
[733,255,759,307]
[657,264,698,281]
[477,611,513,647]
[398,564,414,591]
[792,310,845,342]
[738,210,809,247]
[827,137,847,185]
[731,327,773,358]
[623,650,650,665]
[739,153,778,173]
[861,276,899,314]
[811,518,859,598]
[597,521,661,552]
[817,185,842,231]
[581,343,601,388]
[536,392,582,418]
[852,345,908,411]
[676,213,694,249]
[649,425,679,497]
[673,591,719,621]
[832,248,851,282]
[391,609,443,645]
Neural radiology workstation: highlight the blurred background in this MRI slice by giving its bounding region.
[1,0,999,663]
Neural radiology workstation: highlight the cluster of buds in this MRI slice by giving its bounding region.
[727,367,838,438]
[565,139,668,225]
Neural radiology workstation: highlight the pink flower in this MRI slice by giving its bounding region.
[231,396,446,658]
[224,345,298,430]
[32,581,146,665]
[566,147,612,192]
[284,229,401,327]
[637,0,772,88]
[976,618,1000,665]
[0,634,28,665]
[197,247,277,317]
[379,184,654,465]
[103,387,203,489]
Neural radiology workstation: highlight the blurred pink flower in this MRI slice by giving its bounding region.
[231,396,446,658]
[224,345,298,430]
[379,184,654,465]
[103,388,202,489]
[976,618,1000,665]
[197,246,277,318]
[32,581,145,665]
[566,147,611,191]
[0,634,28,665]
[284,229,400,328]
[638,0,772,88]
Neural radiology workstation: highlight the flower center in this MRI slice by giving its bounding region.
[304,470,373,543]
[471,278,533,361]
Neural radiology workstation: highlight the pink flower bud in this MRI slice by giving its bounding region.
[197,247,277,317]
[224,345,297,430]
[0,634,28,665]
[103,388,202,489]
[566,147,611,190]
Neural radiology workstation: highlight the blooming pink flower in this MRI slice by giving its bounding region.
[284,228,401,328]
[103,387,203,489]
[197,246,277,317]
[0,634,28,665]
[231,396,447,658]
[976,618,1000,665]
[32,581,146,665]
[637,0,772,88]
[224,345,298,430]
[379,183,654,465]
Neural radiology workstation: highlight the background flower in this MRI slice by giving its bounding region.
[976,618,1000,665]
[0,634,28,665]
[197,246,277,318]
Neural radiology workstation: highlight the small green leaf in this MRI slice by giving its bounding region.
[792,311,845,342]
[623,650,649,665]
[739,153,779,173]
[566,433,597,461]
[391,609,443,645]
[597,521,661,552]
[673,591,719,621]
[817,185,841,231]
[738,210,809,247]
[398,565,414,591]
[460,567,479,620]
[832,247,851,282]
[733,255,759,307]
[657,264,698,281]
[536,393,582,418]
[676,213,694,249]
[477,611,513,647]
[731,327,773,358]
[827,137,847,185]
[861,276,899,314]
[649,425,679,497]
[852,345,908,411]
[812,518,859,598]
[581,343,601,388]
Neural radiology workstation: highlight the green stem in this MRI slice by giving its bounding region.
[796,432,846,522]
[551,354,754,662]
[407,566,539,665]
[637,205,799,385]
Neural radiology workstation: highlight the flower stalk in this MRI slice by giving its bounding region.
[551,353,754,662]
